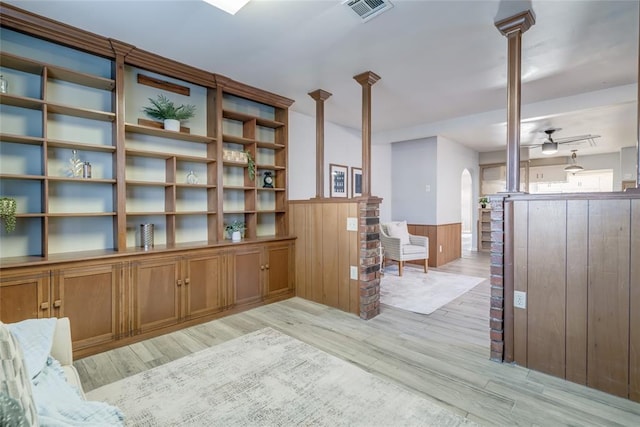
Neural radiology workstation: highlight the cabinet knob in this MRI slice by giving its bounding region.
[40,302,49,310]
[53,300,61,308]
[265,264,270,270]
[184,278,190,285]
[260,265,265,270]
[177,279,183,286]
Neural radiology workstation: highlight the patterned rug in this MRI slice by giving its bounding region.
[380,265,485,314]
[87,327,476,426]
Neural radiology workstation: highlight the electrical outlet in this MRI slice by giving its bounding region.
[350,266,358,280]
[346,217,358,231]
[514,291,527,309]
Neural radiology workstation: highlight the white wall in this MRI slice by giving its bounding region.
[436,136,480,224]
[288,110,392,209]
[391,137,438,224]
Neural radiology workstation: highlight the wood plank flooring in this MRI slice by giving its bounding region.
[75,251,640,426]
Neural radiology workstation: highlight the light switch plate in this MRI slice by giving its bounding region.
[347,217,358,231]
[350,266,358,280]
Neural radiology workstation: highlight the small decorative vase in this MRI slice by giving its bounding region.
[231,231,241,242]
[186,170,198,184]
[68,149,83,178]
[163,119,180,132]
[0,74,7,94]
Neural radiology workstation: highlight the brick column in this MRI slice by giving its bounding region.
[489,196,506,362]
[358,197,382,320]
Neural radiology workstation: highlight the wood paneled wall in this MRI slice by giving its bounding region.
[513,197,639,400]
[289,201,360,315]
[407,223,462,267]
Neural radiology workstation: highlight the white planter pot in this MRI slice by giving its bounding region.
[163,119,180,132]
[231,231,241,242]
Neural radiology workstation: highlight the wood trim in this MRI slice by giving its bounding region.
[124,48,215,88]
[215,75,294,109]
[353,71,381,198]
[137,74,190,96]
[1,3,114,58]
[308,89,332,199]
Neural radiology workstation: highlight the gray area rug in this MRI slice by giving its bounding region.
[87,327,476,426]
[381,265,485,314]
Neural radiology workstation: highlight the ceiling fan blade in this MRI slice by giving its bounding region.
[555,134,601,144]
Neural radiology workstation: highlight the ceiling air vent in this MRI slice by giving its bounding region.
[343,0,394,23]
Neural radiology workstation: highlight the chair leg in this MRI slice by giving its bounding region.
[424,258,428,273]
[399,261,403,276]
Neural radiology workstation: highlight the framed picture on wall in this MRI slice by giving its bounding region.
[351,167,362,197]
[329,163,348,198]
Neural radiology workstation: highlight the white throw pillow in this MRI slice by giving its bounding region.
[0,322,40,427]
[386,221,410,246]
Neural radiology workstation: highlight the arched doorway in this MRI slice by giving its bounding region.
[460,169,473,254]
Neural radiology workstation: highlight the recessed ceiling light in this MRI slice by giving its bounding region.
[202,0,250,15]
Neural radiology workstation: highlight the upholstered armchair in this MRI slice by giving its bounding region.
[380,221,429,276]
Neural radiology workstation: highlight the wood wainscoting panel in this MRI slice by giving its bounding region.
[289,201,360,315]
[565,200,589,385]
[290,204,309,300]
[407,223,461,267]
[322,203,340,308]
[588,199,631,398]
[526,200,567,378]
[629,199,640,402]
[512,201,528,367]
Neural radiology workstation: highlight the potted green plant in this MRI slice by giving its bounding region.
[142,94,196,131]
[225,220,246,242]
[245,150,255,181]
[0,197,17,233]
[479,197,489,209]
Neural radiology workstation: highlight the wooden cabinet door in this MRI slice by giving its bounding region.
[53,263,120,350]
[184,251,223,320]
[133,257,181,334]
[265,243,292,298]
[232,246,263,306]
[0,271,50,322]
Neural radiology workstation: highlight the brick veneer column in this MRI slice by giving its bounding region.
[489,196,506,362]
[358,197,382,320]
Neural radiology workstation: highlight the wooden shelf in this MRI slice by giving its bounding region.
[0,173,44,180]
[47,139,116,152]
[125,180,173,187]
[125,123,214,144]
[222,110,285,129]
[0,134,45,145]
[48,177,116,184]
[0,93,44,110]
[222,134,254,146]
[125,148,214,163]
[48,103,115,122]
[256,141,285,150]
[47,212,116,217]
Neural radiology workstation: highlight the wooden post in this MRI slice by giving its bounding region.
[493,10,535,364]
[308,89,332,199]
[495,11,535,193]
[354,71,381,197]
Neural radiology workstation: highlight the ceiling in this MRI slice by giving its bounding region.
[6,0,638,159]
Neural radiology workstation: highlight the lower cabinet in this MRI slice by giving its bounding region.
[0,262,121,352]
[231,241,293,305]
[53,263,121,351]
[0,239,294,356]
[132,250,225,334]
[132,257,181,334]
[0,269,50,322]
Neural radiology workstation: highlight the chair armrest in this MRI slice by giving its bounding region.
[409,234,429,249]
[51,317,73,366]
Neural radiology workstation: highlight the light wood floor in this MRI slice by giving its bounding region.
[75,251,640,426]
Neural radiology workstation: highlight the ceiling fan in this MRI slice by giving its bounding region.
[524,128,600,155]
